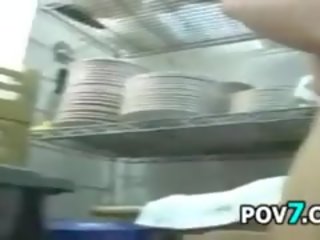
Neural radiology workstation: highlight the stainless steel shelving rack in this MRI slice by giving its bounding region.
[32,107,316,158]
[44,0,258,57]
[35,1,309,218]
[35,1,307,159]
[34,1,305,160]
[32,107,312,217]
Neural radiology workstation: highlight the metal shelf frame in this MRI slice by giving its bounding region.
[32,107,316,158]
[0,165,74,194]
[125,33,257,58]
[43,0,259,58]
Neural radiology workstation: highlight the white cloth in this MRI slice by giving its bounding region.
[135,176,287,229]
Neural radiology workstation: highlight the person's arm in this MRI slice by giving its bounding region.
[223,0,320,55]
[269,112,320,240]
[223,1,320,239]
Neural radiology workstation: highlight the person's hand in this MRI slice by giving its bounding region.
[222,0,320,55]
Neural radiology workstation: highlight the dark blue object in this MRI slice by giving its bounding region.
[47,220,161,240]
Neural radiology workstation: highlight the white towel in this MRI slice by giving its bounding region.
[135,176,287,229]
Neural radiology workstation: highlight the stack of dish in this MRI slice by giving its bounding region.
[230,87,297,113]
[120,72,223,122]
[55,58,146,126]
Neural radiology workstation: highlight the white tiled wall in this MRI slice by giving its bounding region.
[27,144,113,219]
[25,9,111,120]
[115,156,292,205]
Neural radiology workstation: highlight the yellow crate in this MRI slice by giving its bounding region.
[0,67,39,124]
[0,119,29,166]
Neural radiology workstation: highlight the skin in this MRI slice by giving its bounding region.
[223,0,320,54]
[223,0,320,239]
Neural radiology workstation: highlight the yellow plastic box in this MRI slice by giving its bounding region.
[0,119,29,165]
[0,67,39,124]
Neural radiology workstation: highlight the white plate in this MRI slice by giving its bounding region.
[55,58,147,126]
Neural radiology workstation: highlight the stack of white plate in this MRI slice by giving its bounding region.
[55,58,147,126]
[230,87,297,113]
[120,72,221,122]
